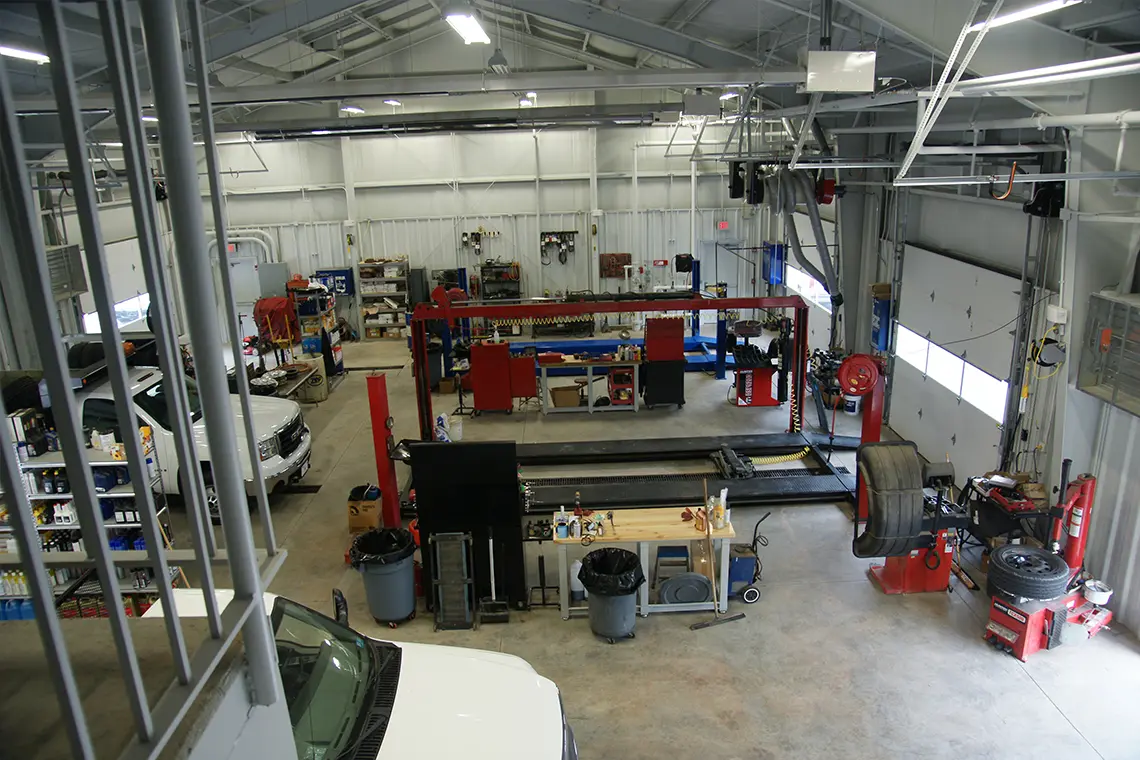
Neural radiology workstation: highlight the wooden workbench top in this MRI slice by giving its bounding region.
[551,506,735,544]
[548,357,640,368]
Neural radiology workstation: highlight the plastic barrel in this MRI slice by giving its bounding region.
[587,592,637,640]
[358,553,416,623]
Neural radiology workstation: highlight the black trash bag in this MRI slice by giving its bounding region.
[577,548,646,596]
[349,528,415,569]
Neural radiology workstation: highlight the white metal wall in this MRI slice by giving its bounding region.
[1088,406,1140,632]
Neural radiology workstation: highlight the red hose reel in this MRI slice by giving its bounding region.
[838,354,881,397]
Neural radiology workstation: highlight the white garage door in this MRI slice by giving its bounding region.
[888,243,1018,482]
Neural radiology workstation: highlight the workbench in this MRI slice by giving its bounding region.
[273,364,317,400]
[554,506,734,619]
[539,358,639,415]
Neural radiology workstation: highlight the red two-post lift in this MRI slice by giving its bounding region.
[408,287,812,441]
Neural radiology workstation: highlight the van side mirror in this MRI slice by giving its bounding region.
[332,588,349,626]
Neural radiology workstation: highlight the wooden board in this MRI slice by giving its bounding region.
[551,506,735,544]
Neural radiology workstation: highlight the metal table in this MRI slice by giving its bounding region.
[539,358,639,414]
[273,364,317,400]
[553,506,734,620]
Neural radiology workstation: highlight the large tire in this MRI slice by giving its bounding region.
[852,441,925,558]
[987,544,1070,600]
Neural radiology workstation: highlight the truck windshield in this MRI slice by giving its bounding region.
[133,377,203,430]
[272,598,375,760]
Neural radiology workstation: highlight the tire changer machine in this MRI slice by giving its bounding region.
[983,459,1113,661]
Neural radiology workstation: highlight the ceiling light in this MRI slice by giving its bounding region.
[526,92,538,99]
[488,48,510,75]
[383,99,402,106]
[519,98,533,107]
[311,130,332,135]
[967,0,1083,32]
[719,91,739,100]
[340,103,365,114]
[0,45,49,64]
[141,115,159,122]
[443,2,490,44]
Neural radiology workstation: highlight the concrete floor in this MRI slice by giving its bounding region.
[197,339,1140,760]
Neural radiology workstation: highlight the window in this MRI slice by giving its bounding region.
[83,293,150,334]
[134,377,203,431]
[784,266,833,314]
[893,323,1008,423]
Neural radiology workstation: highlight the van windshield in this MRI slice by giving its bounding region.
[133,377,203,430]
[272,598,377,760]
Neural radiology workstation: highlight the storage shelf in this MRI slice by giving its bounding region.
[359,277,406,283]
[361,292,407,299]
[0,504,168,533]
[20,448,155,470]
[23,479,158,501]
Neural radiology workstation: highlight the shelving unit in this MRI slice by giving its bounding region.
[359,259,409,340]
[608,368,636,407]
[294,286,344,377]
[0,436,180,615]
[478,261,522,336]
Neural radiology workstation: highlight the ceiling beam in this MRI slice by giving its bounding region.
[497,0,758,68]
[204,0,375,64]
[759,0,939,63]
[493,20,640,71]
[216,102,678,133]
[334,5,435,49]
[292,21,447,82]
[222,57,296,82]
[634,0,717,67]
[14,68,804,111]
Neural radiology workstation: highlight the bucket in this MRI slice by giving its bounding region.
[296,353,329,403]
[843,394,862,416]
[450,417,463,441]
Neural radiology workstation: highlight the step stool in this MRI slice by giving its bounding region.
[653,545,690,588]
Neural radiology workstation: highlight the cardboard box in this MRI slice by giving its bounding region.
[869,282,892,300]
[550,385,581,408]
[438,377,456,394]
[347,497,381,533]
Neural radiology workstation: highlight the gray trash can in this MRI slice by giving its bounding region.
[350,528,417,624]
[578,548,646,643]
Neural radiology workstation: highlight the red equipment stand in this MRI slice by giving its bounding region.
[983,466,1113,660]
[985,591,1113,661]
[837,354,886,521]
[365,373,402,529]
[734,367,779,407]
[868,529,954,595]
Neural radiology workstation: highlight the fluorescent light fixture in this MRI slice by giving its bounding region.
[340,103,365,114]
[141,116,159,123]
[526,91,537,99]
[383,98,402,106]
[519,98,533,107]
[488,48,510,75]
[444,2,490,44]
[719,91,739,100]
[967,0,1082,32]
[0,45,49,64]
[311,130,332,135]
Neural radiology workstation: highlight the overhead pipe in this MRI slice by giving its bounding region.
[207,235,271,265]
[764,169,841,306]
[830,110,1140,135]
[210,227,277,261]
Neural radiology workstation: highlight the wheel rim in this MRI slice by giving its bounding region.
[205,485,220,517]
[1003,548,1056,575]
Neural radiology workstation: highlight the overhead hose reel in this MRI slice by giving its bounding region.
[852,442,929,559]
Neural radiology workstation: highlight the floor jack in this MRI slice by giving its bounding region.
[983,460,1114,661]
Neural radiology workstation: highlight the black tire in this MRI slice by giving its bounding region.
[201,469,222,525]
[852,442,925,558]
[740,585,761,604]
[987,544,1070,600]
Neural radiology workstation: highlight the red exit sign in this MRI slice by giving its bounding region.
[717,220,729,231]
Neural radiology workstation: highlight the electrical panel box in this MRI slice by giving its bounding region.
[682,91,720,116]
[806,51,877,93]
[1077,292,1140,418]
[45,244,87,302]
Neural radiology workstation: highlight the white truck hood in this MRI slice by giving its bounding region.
[192,395,300,451]
[380,641,563,759]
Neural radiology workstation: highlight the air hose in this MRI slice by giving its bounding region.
[751,384,810,464]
